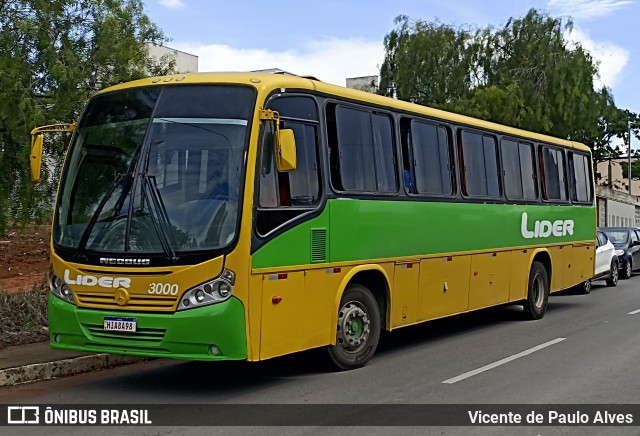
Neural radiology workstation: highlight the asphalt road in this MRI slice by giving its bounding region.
[2,274,640,436]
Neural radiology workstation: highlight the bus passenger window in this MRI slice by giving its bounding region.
[501,139,537,201]
[335,107,376,191]
[372,113,397,192]
[400,118,415,193]
[569,152,592,203]
[330,105,397,193]
[541,146,568,201]
[460,131,500,198]
[409,120,453,195]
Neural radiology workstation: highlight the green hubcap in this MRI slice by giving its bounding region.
[350,316,364,338]
[336,301,371,352]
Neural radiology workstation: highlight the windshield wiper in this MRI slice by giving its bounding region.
[141,174,178,263]
[77,173,125,252]
[77,144,143,252]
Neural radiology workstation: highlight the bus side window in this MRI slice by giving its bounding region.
[541,146,568,201]
[501,139,537,201]
[258,122,278,207]
[569,151,592,203]
[328,104,397,193]
[459,130,500,198]
[399,118,415,192]
[285,121,319,206]
[256,96,321,235]
[409,119,453,196]
[326,105,342,190]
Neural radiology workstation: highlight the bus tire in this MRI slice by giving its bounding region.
[327,284,381,370]
[522,261,549,320]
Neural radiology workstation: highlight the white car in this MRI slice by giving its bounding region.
[578,230,619,294]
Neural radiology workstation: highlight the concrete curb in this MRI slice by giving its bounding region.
[0,354,147,387]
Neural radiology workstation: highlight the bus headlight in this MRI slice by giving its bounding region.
[195,289,206,303]
[49,268,76,305]
[177,268,235,311]
[218,282,231,297]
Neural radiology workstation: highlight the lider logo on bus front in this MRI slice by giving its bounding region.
[520,212,574,239]
[64,270,131,289]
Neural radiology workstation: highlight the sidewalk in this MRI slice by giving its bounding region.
[0,228,147,386]
[0,342,147,387]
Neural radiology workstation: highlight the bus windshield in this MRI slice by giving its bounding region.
[54,85,254,256]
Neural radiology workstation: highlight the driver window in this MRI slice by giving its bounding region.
[256,95,321,234]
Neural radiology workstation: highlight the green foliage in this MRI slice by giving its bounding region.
[379,9,638,173]
[619,150,640,180]
[380,16,479,110]
[0,0,171,233]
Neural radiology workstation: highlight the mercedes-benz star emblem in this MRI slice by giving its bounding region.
[114,288,130,306]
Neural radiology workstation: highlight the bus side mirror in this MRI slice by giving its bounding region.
[30,134,44,183]
[28,123,76,183]
[276,129,297,172]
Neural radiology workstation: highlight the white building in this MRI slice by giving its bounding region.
[146,43,198,73]
[596,186,640,228]
[346,75,378,93]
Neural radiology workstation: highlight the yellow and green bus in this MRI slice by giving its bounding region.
[32,72,595,369]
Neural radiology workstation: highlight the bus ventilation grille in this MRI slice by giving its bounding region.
[311,228,327,263]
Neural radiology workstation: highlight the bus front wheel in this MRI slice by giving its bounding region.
[327,284,381,370]
[522,261,549,320]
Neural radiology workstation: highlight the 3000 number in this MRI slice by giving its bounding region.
[147,283,179,295]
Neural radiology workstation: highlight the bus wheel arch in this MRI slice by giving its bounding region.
[530,250,552,287]
[332,266,390,334]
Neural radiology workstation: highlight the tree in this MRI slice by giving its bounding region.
[0,0,171,232]
[618,116,640,180]
[379,9,637,176]
[619,158,640,181]
[379,15,481,113]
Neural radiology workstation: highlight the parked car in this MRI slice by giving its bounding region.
[577,231,618,294]
[600,227,640,279]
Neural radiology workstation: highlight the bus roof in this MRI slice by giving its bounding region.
[101,72,590,153]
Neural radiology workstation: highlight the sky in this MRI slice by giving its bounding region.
[144,0,639,149]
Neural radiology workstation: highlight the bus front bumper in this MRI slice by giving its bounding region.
[48,294,248,361]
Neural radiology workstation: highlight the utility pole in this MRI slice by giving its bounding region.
[629,120,633,194]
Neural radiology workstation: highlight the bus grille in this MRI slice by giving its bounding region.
[82,323,167,343]
[74,291,177,311]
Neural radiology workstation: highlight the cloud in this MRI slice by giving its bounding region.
[170,39,384,87]
[159,0,185,8]
[547,0,632,20]
[566,27,629,89]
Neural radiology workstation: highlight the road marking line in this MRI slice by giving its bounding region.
[628,309,640,315]
[442,337,566,384]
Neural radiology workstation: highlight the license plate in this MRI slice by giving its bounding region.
[103,317,137,332]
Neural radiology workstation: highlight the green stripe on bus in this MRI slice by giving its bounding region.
[251,199,595,269]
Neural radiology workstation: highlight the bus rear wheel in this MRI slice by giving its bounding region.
[327,284,381,370]
[522,261,549,320]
